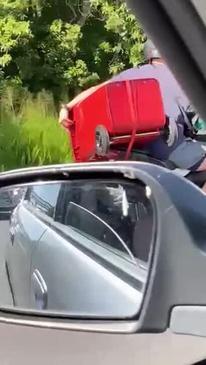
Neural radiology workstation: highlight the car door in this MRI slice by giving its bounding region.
[30,180,152,316]
[6,183,61,308]
[31,205,146,316]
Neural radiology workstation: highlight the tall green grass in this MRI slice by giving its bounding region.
[0,87,73,171]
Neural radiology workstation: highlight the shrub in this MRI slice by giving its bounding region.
[0,87,72,171]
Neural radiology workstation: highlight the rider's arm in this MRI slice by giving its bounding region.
[58,104,73,128]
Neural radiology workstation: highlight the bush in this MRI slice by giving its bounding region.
[0,87,73,171]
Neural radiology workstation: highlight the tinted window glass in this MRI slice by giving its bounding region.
[57,180,154,263]
[27,183,61,217]
[66,202,132,258]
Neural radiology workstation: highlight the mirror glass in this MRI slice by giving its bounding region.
[0,179,155,319]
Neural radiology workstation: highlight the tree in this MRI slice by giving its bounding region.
[89,0,145,74]
[0,0,145,101]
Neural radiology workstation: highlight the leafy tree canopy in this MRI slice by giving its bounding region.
[0,0,145,100]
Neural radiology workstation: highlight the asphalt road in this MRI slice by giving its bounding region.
[0,221,206,364]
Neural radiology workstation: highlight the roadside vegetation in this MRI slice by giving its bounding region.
[0,0,144,170]
[0,86,72,171]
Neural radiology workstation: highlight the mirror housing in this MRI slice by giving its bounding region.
[0,161,206,336]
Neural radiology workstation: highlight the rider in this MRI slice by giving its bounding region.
[112,38,206,192]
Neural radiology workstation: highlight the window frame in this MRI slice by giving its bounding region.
[54,179,155,268]
[65,201,136,264]
[24,182,61,220]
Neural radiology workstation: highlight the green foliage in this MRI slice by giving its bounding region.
[0,0,144,99]
[88,0,145,73]
[105,2,144,58]
[0,0,145,170]
[0,87,72,171]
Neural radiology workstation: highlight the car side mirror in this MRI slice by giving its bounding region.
[0,161,206,337]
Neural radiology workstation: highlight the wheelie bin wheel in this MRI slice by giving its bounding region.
[95,125,110,156]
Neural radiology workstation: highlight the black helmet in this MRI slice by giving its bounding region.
[144,39,161,61]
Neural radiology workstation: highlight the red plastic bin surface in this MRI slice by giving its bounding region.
[67,78,165,162]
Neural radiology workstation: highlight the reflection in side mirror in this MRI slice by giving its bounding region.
[0,179,155,319]
[0,186,26,221]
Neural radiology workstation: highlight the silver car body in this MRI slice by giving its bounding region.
[6,185,147,317]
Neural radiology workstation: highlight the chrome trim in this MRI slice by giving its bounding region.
[0,313,139,334]
[0,160,162,178]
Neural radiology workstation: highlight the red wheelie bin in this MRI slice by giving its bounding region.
[61,78,166,162]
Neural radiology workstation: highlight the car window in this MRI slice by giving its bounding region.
[0,191,14,209]
[65,201,134,261]
[55,181,154,264]
[26,183,61,218]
